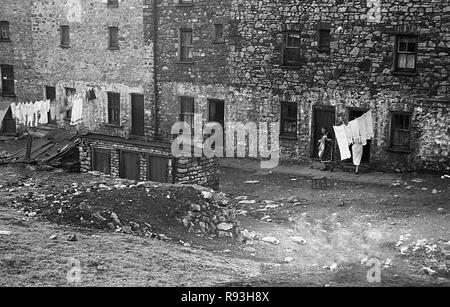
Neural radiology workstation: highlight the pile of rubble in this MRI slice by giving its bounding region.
[396,235,450,278]
[182,190,240,239]
[0,151,10,162]
[0,170,240,241]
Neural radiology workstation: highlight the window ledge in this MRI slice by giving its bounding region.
[105,124,124,129]
[177,61,194,65]
[176,4,194,7]
[63,117,72,122]
[1,93,16,98]
[384,147,412,154]
[280,65,302,70]
[280,135,298,141]
[0,38,11,42]
[59,45,71,49]
[317,47,330,53]
[391,70,418,77]
[108,46,120,50]
[212,40,225,44]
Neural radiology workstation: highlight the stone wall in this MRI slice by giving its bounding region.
[30,0,155,139]
[154,0,450,172]
[176,156,220,190]
[0,0,41,102]
[80,136,173,182]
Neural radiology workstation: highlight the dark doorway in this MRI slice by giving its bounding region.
[119,151,140,181]
[45,86,57,124]
[348,109,371,163]
[312,105,336,159]
[1,107,16,135]
[148,155,169,183]
[208,99,225,128]
[131,94,145,137]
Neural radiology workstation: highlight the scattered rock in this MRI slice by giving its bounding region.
[422,267,437,277]
[49,235,58,240]
[290,236,307,245]
[284,257,295,263]
[67,234,77,242]
[201,191,213,199]
[412,178,424,183]
[329,263,339,272]
[432,189,439,195]
[238,200,256,205]
[217,222,233,231]
[0,230,12,236]
[245,181,260,184]
[262,237,280,245]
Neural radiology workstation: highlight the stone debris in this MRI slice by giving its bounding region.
[241,229,258,241]
[290,236,307,245]
[284,257,294,263]
[412,178,424,183]
[422,267,438,277]
[244,181,260,184]
[262,236,280,245]
[0,230,12,236]
[238,200,256,205]
[329,263,339,272]
[67,234,77,242]
[432,189,439,194]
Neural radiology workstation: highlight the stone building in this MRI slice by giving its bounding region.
[1,0,449,175]
[0,0,41,135]
[154,0,450,172]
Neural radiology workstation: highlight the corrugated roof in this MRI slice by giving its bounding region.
[9,128,80,163]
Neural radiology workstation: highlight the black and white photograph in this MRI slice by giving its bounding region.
[0,0,449,294]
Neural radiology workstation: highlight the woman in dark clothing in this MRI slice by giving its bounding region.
[318,128,333,162]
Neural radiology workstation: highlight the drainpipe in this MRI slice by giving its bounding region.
[152,0,160,140]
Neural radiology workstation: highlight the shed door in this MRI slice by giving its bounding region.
[131,94,145,136]
[148,156,169,183]
[120,151,140,180]
[92,148,111,175]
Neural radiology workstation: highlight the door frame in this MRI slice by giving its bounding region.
[311,105,336,159]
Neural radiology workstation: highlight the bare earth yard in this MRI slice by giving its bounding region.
[0,157,449,287]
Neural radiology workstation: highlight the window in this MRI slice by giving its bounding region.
[0,21,10,41]
[179,97,195,128]
[179,29,193,62]
[108,27,119,49]
[280,102,298,138]
[318,29,331,51]
[60,25,70,47]
[395,35,418,73]
[213,23,224,43]
[178,0,193,5]
[0,65,15,96]
[390,112,411,150]
[108,92,121,126]
[283,31,301,66]
[92,148,111,175]
[64,87,76,119]
[45,86,56,101]
[107,0,119,8]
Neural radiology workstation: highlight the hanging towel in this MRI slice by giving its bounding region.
[357,116,368,146]
[352,141,364,167]
[333,125,352,161]
[364,110,375,139]
[349,119,360,143]
[344,124,353,145]
[70,95,83,125]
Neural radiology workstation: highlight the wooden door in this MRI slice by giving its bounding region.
[312,106,336,158]
[131,94,145,136]
[92,148,111,175]
[148,155,169,183]
[120,151,140,180]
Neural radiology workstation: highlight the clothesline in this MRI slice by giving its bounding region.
[9,93,85,128]
[10,100,51,128]
[333,110,375,165]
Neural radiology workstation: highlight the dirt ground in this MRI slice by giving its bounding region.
[0,154,449,287]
